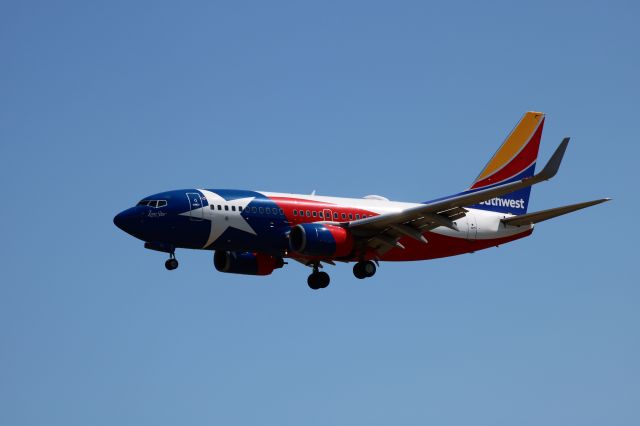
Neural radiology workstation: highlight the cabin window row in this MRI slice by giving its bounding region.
[210,204,244,212]
[291,209,366,220]
[209,204,285,216]
[204,204,367,220]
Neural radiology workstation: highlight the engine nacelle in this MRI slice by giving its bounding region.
[214,251,284,276]
[288,223,354,257]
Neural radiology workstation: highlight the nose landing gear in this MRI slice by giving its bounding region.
[144,242,178,271]
[165,253,179,270]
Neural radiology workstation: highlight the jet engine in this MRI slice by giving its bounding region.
[214,251,284,276]
[288,223,354,257]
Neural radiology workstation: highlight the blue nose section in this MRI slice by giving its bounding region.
[114,209,135,233]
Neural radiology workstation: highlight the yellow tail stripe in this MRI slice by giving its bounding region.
[476,111,545,181]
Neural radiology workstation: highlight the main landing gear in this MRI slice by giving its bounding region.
[306,261,377,289]
[353,260,376,279]
[307,264,330,290]
[165,252,179,271]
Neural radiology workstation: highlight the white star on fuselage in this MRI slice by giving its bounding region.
[180,190,256,248]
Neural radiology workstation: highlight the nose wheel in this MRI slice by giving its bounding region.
[307,264,330,290]
[353,261,376,279]
[165,253,179,270]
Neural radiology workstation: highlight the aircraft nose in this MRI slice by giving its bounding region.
[113,209,133,232]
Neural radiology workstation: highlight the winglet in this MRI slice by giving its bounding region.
[535,137,570,181]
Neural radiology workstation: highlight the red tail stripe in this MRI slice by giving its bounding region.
[471,122,543,189]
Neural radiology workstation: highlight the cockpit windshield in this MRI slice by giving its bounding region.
[137,199,167,208]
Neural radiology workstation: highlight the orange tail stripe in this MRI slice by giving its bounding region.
[470,122,543,188]
[475,112,545,182]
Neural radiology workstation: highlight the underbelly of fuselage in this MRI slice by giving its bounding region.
[202,226,533,263]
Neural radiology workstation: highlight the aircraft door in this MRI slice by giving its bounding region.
[186,192,204,221]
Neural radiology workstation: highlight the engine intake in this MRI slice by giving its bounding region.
[289,223,354,257]
[214,251,284,276]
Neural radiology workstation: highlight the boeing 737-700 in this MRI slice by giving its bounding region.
[114,112,609,289]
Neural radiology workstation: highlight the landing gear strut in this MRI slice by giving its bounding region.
[353,260,376,279]
[165,252,179,271]
[307,264,330,290]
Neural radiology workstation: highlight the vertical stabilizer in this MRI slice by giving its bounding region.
[469,111,545,214]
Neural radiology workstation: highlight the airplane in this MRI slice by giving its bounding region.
[114,112,609,290]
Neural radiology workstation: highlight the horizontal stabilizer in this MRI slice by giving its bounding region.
[502,198,611,227]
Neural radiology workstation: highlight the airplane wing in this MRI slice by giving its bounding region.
[345,138,570,253]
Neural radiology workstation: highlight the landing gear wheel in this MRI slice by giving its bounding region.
[307,271,330,290]
[316,271,330,288]
[353,261,376,279]
[165,258,179,270]
[307,273,320,290]
[362,261,376,277]
[353,262,366,279]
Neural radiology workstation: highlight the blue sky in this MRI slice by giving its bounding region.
[1,1,638,425]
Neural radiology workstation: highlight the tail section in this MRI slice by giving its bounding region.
[469,111,545,214]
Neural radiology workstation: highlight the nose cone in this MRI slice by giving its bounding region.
[114,209,135,233]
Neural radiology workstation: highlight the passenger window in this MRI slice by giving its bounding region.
[210,205,215,210]
[334,212,338,219]
[279,209,284,215]
[239,206,243,212]
[265,207,271,214]
[341,213,346,219]
[355,214,360,219]
[293,209,297,216]
[259,207,264,214]
[218,205,222,210]
[231,206,236,211]
[252,207,257,213]
[349,214,353,220]
[319,212,323,218]
[312,211,317,217]
[306,210,311,217]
